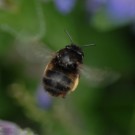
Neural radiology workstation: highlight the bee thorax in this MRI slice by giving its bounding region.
[61,55,74,65]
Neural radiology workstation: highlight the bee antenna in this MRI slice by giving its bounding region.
[81,44,95,48]
[65,30,74,44]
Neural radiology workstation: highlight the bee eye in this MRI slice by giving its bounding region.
[77,51,84,58]
[77,51,82,55]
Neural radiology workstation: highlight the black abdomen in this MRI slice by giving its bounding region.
[43,70,72,97]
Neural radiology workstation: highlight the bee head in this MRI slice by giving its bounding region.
[64,30,94,59]
[55,44,84,70]
[66,44,84,58]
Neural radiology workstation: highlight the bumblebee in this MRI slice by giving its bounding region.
[43,43,84,98]
[15,32,119,98]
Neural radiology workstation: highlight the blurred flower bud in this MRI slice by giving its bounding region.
[36,85,52,109]
[0,120,20,135]
[0,120,36,135]
[54,0,76,15]
[106,0,135,23]
[86,0,106,13]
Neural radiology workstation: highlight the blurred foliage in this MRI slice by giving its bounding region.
[0,0,135,135]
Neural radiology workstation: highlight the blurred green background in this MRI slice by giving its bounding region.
[0,0,135,135]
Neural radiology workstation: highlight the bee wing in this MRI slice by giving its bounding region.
[80,65,120,87]
[15,38,53,65]
[13,38,54,79]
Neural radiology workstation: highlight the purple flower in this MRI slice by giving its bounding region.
[0,120,36,135]
[86,0,106,13]
[0,120,20,135]
[106,0,135,23]
[36,85,52,109]
[54,0,76,15]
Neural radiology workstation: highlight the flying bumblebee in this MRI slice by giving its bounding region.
[43,45,84,98]
[42,31,90,98]
[15,31,120,98]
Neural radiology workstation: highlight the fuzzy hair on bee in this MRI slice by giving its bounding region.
[43,43,84,98]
